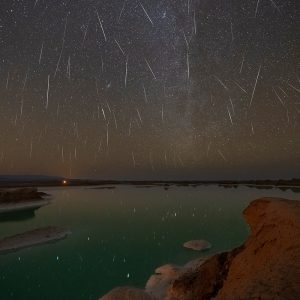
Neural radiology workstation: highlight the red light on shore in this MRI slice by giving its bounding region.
[62,180,68,185]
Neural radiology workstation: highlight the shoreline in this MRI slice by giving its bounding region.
[0,179,299,192]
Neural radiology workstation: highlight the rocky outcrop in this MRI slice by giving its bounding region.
[0,226,71,254]
[213,197,300,300]
[100,197,300,300]
[145,258,208,300]
[168,197,300,300]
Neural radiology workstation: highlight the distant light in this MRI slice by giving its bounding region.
[62,180,68,185]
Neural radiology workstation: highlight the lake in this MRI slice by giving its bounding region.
[0,185,298,300]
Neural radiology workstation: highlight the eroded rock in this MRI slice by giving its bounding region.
[169,198,300,300]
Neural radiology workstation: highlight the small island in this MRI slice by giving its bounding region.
[0,187,50,213]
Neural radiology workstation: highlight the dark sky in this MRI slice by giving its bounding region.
[0,0,299,180]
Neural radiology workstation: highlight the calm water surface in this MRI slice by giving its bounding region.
[0,185,298,300]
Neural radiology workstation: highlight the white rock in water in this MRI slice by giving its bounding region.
[99,287,155,300]
[146,264,182,299]
[154,264,181,276]
[183,240,212,251]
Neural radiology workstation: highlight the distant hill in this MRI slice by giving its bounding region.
[0,175,299,190]
[0,175,64,182]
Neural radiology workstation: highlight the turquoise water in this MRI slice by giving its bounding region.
[0,185,298,300]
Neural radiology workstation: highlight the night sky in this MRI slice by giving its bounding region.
[0,0,299,179]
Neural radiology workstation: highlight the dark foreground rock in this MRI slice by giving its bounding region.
[100,197,300,300]
[0,226,71,254]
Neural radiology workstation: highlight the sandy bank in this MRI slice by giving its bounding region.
[0,226,71,254]
[0,199,50,213]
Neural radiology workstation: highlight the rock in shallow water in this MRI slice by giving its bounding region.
[183,239,212,251]
[0,226,71,254]
[99,287,155,300]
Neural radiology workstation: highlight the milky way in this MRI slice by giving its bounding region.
[0,0,299,179]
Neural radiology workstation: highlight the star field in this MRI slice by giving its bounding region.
[0,0,299,179]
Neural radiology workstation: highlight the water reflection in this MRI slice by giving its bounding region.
[0,185,298,300]
[0,209,37,223]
